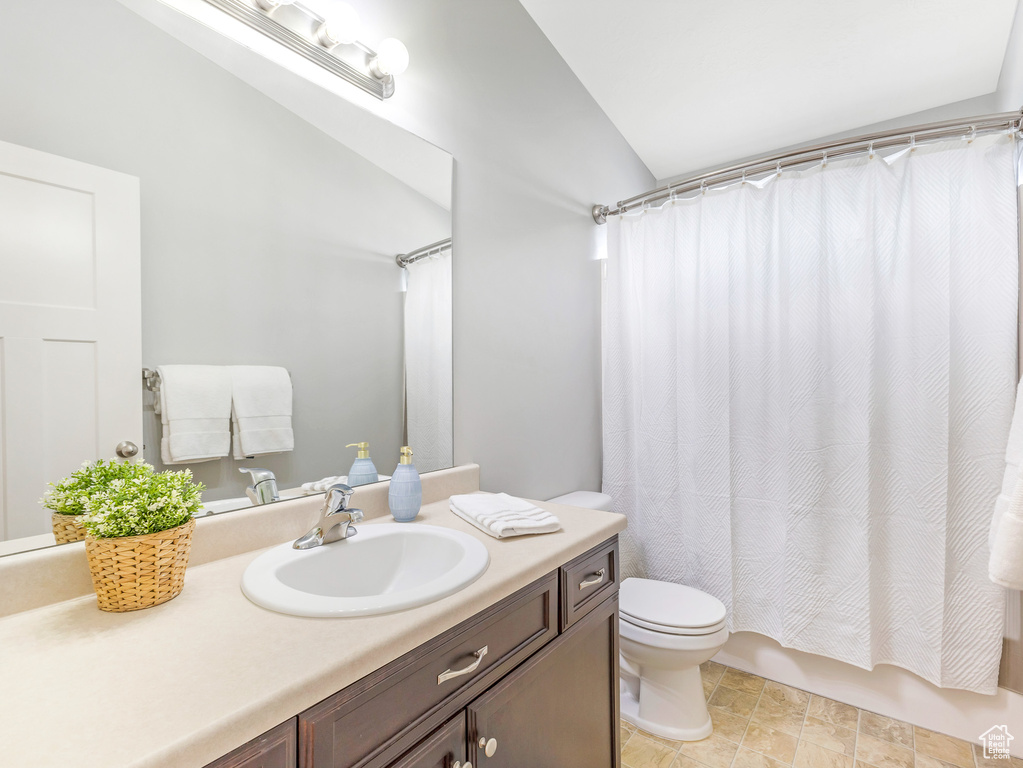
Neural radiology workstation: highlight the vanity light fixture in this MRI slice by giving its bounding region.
[202,0,408,99]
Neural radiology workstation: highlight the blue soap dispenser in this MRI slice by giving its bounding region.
[388,446,422,522]
[345,442,379,487]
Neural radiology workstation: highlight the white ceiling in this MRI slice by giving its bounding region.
[519,0,1019,181]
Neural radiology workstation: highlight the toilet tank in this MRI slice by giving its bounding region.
[547,491,613,511]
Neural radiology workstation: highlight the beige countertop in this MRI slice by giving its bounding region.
[0,497,625,768]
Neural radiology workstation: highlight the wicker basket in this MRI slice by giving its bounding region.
[85,518,196,612]
[51,512,86,544]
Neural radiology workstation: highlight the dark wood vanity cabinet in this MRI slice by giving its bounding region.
[204,718,298,768]
[208,537,619,768]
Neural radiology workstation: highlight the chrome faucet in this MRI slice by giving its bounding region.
[239,467,280,505]
[293,483,364,550]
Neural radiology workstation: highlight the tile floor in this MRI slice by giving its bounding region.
[620,661,1021,768]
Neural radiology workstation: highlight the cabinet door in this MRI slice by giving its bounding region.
[468,595,619,768]
[386,714,466,768]
[204,718,297,768]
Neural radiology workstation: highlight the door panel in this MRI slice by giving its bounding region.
[468,596,619,768]
[0,139,141,540]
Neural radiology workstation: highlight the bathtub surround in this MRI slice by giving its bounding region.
[604,135,1019,693]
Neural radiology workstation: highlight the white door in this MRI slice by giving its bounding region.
[0,140,141,541]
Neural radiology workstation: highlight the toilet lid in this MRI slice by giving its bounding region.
[620,578,727,632]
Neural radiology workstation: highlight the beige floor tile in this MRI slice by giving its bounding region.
[621,733,677,768]
[677,732,740,768]
[806,694,859,730]
[762,680,810,712]
[858,711,913,749]
[801,715,857,757]
[855,733,914,768]
[914,754,963,768]
[701,660,726,685]
[750,697,806,738]
[973,742,1023,767]
[634,726,684,751]
[720,668,767,696]
[733,747,790,767]
[621,726,633,750]
[709,685,760,718]
[710,705,751,743]
[669,754,705,768]
[741,721,798,763]
[622,718,637,734]
[913,727,973,768]
[703,677,718,700]
[793,741,853,768]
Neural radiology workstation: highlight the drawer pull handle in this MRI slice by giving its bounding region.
[438,645,488,684]
[453,762,472,768]
[579,568,606,590]
[479,737,498,757]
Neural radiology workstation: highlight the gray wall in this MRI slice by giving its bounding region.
[338,0,656,499]
[0,0,450,499]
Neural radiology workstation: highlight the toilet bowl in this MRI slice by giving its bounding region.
[548,491,730,742]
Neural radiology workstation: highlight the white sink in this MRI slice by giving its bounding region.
[241,523,490,617]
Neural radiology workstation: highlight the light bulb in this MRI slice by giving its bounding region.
[371,38,409,77]
[254,0,295,11]
[315,2,360,47]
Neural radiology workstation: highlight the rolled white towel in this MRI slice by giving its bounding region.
[302,476,344,494]
[450,493,561,539]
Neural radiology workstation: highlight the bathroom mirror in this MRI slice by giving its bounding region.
[0,0,453,555]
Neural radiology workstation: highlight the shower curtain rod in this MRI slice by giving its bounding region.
[592,108,1023,224]
[395,237,452,268]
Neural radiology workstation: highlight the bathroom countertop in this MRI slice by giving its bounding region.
[0,498,625,768]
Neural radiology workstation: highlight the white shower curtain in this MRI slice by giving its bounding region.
[603,135,1018,693]
[404,251,453,473]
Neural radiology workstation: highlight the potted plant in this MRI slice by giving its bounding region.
[42,459,142,544]
[79,463,205,612]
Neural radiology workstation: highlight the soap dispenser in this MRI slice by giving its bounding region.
[388,446,422,522]
[345,442,379,487]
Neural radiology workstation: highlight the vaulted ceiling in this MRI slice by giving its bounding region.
[519,0,1020,180]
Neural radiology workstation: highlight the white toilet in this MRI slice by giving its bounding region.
[549,491,729,741]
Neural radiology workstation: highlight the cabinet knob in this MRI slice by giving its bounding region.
[452,762,472,768]
[478,737,498,757]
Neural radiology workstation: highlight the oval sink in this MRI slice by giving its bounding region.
[241,523,490,617]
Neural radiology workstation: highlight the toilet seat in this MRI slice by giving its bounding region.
[620,578,727,636]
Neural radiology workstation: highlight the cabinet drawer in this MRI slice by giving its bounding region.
[204,718,297,768]
[560,537,618,630]
[300,571,558,768]
[386,713,466,768]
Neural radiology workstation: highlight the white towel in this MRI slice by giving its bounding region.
[231,366,294,459]
[990,376,1023,588]
[157,365,232,464]
[300,474,391,494]
[449,493,561,539]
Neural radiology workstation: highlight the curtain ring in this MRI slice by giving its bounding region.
[776,161,782,177]
[742,170,747,185]
[821,151,828,168]
[968,125,977,144]
[909,135,917,152]
[868,142,874,160]
[700,180,707,196]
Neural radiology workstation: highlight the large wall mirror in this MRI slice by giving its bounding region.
[0,0,453,556]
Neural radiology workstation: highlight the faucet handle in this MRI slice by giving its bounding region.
[322,483,355,515]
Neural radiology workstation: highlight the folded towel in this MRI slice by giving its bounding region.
[991,461,1023,588]
[450,493,561,539]
[301,474,392,494]
[157,365,232,464]
[230,366,294,459]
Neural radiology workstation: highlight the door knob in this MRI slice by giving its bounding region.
[115,441,139,458]
[478,737,497,757]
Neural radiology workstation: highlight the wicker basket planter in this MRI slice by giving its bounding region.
[85,518,196,612]
[51,512,86,544]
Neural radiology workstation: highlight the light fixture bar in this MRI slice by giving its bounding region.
[202,0,395,99]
